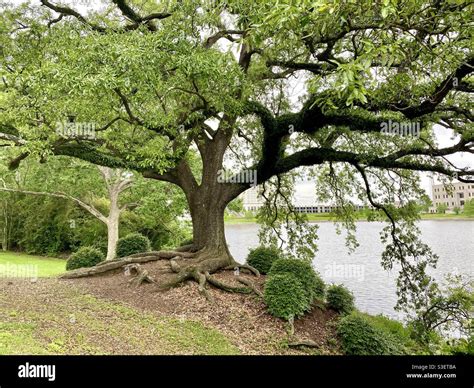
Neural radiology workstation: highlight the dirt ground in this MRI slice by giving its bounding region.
[0,259,341,355]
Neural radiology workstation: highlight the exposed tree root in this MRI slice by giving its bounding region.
[62,246,262,301]
[174,244,198,253]
[156,250,263,300]
[236,277,264,298]
[169,258,181,273]
[158,269,193,290]
[205,272,252,294]
[224,263,260,277]
[287,340,319,348]
[60,250,195,279]
[124,264,155,287]
[287,317,295,336]
[196,272,214,302]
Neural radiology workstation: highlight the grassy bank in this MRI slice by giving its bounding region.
[0,280,239,355]
[225,212,474,224]
[0,251,335,355]
[0,251,66,277]
[0,252,238,354]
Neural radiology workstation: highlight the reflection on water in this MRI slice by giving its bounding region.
[225,220,474,319]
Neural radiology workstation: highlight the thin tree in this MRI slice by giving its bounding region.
[0,166,134,261]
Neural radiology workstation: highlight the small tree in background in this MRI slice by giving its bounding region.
[436,204,448,214]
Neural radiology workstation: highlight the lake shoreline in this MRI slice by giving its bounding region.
[225,216,474,225]
[225,220,474,319]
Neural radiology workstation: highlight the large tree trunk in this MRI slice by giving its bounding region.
[187,186,235,274]
[191,197,229,255]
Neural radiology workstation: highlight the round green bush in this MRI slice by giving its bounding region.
[269,258,325,304]
[337,313,404,355]
[66,246,104,270]
[116,233,151,258]
[264,273,308,320]
[246,246,282,274]
[326,284,355,314]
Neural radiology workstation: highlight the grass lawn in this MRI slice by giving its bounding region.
[0,251,66,277]
[0,252,240,355]
[0,280,239,355]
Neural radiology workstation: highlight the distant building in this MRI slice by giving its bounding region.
[241,186,265,212]
[241,184,366,213]
[430,181,474,212]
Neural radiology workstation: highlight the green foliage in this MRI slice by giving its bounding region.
[179,237,194,247]
[436,203,448,214]
[0,156,188,255]
[257,176,319,262]
[116,233,151,258]
[463,199,474,217]
[443,335,474,355]
[358,313,422,354]
[18,198,74,255]
[264,273,308,320]
[1,0,472,332]
[407,275,474,344]
[246,246,282,274]
[226,198,243,214]
[66,246,104,270]
[337,313,405,355]
[269,258,325,304]
[326,284,355,315]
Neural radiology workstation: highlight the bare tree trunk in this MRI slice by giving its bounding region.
[106,206,120,261]
[98,166,133,261]
[190,193,230,259]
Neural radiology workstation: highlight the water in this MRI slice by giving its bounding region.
[225,220,474,319]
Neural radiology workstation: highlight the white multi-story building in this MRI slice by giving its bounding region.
[241,183,366,213]
[241,186,265,212]
[430,181,474,212]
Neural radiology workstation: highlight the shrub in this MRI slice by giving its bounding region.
[247,246,282,274]
[66,246,104,270]
[180,237,194,247]
[269,258,325,304]
[116,233,151,258]
[337,313,405,355]
[264,273,308,320]
[362,313,421,354]
[445,335,474,355]
[326,284,355,314]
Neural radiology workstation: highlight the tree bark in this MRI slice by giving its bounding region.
[106,202,120,261]
[190,194,229,255]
